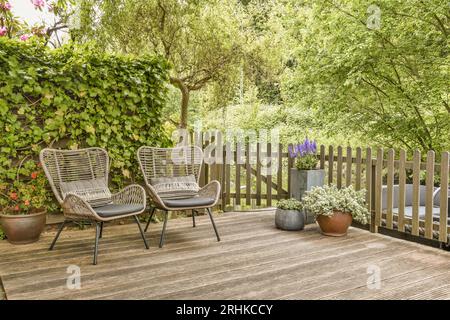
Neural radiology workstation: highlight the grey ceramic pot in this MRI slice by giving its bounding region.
[275,208,305,231]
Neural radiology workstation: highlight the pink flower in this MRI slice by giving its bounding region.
[0,26,7,37]
[20,34,31,41]
[1,2,12,11]
[24,200,30,206]
[31,0,45,9]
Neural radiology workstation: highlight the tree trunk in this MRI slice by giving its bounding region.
[170,77,190,129]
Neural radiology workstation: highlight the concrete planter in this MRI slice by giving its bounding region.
[275,208,305,231]
[290,169,325,224]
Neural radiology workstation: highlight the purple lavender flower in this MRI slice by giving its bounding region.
[289,138,318,158]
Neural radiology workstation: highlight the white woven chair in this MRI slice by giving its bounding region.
[40,147,149,265]
[137,146,221,247]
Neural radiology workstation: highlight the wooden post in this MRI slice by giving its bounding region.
[320,145,325,170]
[288,144,294,196]
[398,149,406,232]
[370,162,377,233]
[424,150,435,239]
[412,150,421,236]
[225,142,231,207]
[439,152,449,243]
[346,146,352,187]
[267,143,272,207]
[245,143,251,206]
[277,143,283,200]
[355,147,362,191]
[337,146,343,189]
[365,147,372,208]
[235,142,241,207]
[328,145,334,185]
[374,148,384,229]
[386,149,395,230]
[256,142,262,206]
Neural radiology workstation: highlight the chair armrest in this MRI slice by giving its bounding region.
[62,193,100,221]
[112,184,146,207]
[144,183,167,210]
[198,180,221,203]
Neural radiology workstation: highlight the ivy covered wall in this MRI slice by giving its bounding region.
[0,39,171,212]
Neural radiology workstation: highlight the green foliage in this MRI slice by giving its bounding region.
[0,38,171,212]
[295,154,319,171]
[277,198,302,211]
[301,185,370,224]
[283,0,450,152]
[0,163,48,215]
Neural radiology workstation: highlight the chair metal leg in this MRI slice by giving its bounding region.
[159,210,168,248]
[49,220,66,251]
[93,222,101,265]
[133,215,149,249]
[207,208,221,242]
[192,209,196,227]
[99,222,104,239]
[145,207,156,232]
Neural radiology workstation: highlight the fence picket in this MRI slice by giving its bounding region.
[246,143,251,206]
[375,148,384,228]
[355,147,362,190]
[337,146,343,188]
[386,149,395,229]
[439,152,449,242]
[425,150,435,239]
[277,143,283,200]
[398,149,407,232]
[412,150,421,236]
[328,146,334,185]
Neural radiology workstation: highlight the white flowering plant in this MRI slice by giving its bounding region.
[277,198,302,211]
[300,185,370,224]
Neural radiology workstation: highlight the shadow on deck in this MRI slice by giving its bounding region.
[0,210,450,300]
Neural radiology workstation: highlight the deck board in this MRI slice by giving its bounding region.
[0,210,449,300]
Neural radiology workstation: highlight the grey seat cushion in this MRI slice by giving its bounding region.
[94,204,144,217]
[163,197,215,208]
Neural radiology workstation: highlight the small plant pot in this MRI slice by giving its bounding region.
[275,208,305,231]
[316,211,352,237]
[0,209,47,245]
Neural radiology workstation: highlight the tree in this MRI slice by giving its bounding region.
[0,0,75,47]
[282,0,449,152]
[78,0,244,128]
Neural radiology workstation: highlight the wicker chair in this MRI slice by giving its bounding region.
[40,147,149,265]
[137,146,221,247]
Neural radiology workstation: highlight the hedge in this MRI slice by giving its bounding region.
[0,39,171,213]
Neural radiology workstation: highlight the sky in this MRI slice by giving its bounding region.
[9,0,54,26]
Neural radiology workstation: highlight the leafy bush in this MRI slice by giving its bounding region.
[277,198,302,211]
[0,38,171,213]
[301,185,370,224]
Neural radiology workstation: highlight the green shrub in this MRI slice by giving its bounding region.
[276,198,302,211]
[0,38,171,214]
[301,185,370,224]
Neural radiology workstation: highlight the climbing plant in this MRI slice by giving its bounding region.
[0,38,171,213]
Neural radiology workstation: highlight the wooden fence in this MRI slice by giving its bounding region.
[199,142,450,245]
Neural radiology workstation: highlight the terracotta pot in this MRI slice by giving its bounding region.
[316,210,352,237]
[0,209,47,244]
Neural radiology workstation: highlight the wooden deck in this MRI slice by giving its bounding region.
[0,210,450,300]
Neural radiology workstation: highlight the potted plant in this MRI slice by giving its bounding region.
[275,198,305,231]
[301,185,369,236]
[0,162,48,244]
[288,138,324,224]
